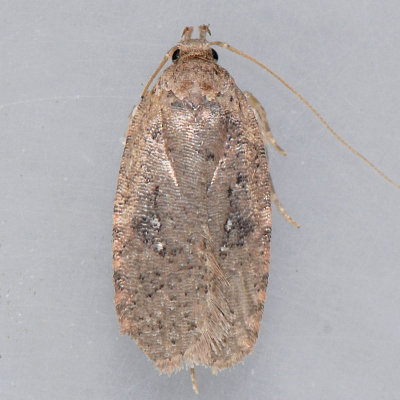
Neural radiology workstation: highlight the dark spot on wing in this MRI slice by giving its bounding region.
[133,186,166,256]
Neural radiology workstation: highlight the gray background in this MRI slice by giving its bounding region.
[1,1,399,399]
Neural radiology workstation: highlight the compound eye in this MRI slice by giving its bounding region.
[211,48,218,61]
[172,49,180,62]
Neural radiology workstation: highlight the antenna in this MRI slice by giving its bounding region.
[209,40,399,189]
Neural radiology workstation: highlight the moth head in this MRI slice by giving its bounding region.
[172,25,219,64]
[140,25,218,99]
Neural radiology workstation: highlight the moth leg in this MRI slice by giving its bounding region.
[270,178,300,228]
[120,106,138,146]
[190,367,199,394]
[128,104,137,119]
[245,91,299,227]
[244,91,286,156]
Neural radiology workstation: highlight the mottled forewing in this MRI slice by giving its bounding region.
[113,93,214,373]
[203,89,271,369]
[113,86,271,373]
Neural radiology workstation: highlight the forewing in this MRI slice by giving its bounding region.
[113,87,271,373]
[113,93,213,373]
[204,90,271,369]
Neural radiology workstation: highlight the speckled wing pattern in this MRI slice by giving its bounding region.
[113,60,271,374]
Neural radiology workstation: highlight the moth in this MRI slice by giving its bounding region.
[113,25,398,393]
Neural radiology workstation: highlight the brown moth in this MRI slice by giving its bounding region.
[113,25,399,393]
[113,25,273,393]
